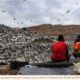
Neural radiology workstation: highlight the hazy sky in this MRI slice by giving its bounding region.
[0,0,80,27]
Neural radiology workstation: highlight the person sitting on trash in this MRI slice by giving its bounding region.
[51,35,70,62]
[73,35,80,58]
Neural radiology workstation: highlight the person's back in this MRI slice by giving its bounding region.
[73,35,80,58]
[74,42,80,50]
[51,35,69,62]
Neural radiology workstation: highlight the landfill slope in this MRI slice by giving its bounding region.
[0,24,79,74]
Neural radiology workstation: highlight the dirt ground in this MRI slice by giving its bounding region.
[0,65,19,75]
[0,69,19,75]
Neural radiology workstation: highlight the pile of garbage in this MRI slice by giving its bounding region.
[0,24,76,64]
[0,24,56,63]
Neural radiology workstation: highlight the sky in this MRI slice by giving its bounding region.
[0,0,80,28]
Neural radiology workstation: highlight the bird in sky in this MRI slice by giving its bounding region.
[57,19,61,21]
[30,19,32,22]
[2,11,6,12]
[66,11,70,13]
[23,0,26,1]
[14,18,16,20]
[21,22,23,24]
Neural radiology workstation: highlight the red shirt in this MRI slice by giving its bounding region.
[51,41,68,61]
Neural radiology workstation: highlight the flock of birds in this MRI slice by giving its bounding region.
[0,0,32,26]
[0,0,77,27]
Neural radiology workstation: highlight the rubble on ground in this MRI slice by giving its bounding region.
[0,24,75,64]
[0,24,56,63]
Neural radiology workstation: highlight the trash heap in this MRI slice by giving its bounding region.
[0,24,75,64]
[0,24,56,63]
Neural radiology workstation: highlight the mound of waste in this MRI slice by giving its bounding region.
[0,24,75,64]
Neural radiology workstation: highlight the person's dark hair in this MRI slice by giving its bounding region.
[58,35,64,41]
[75,35,80,43]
